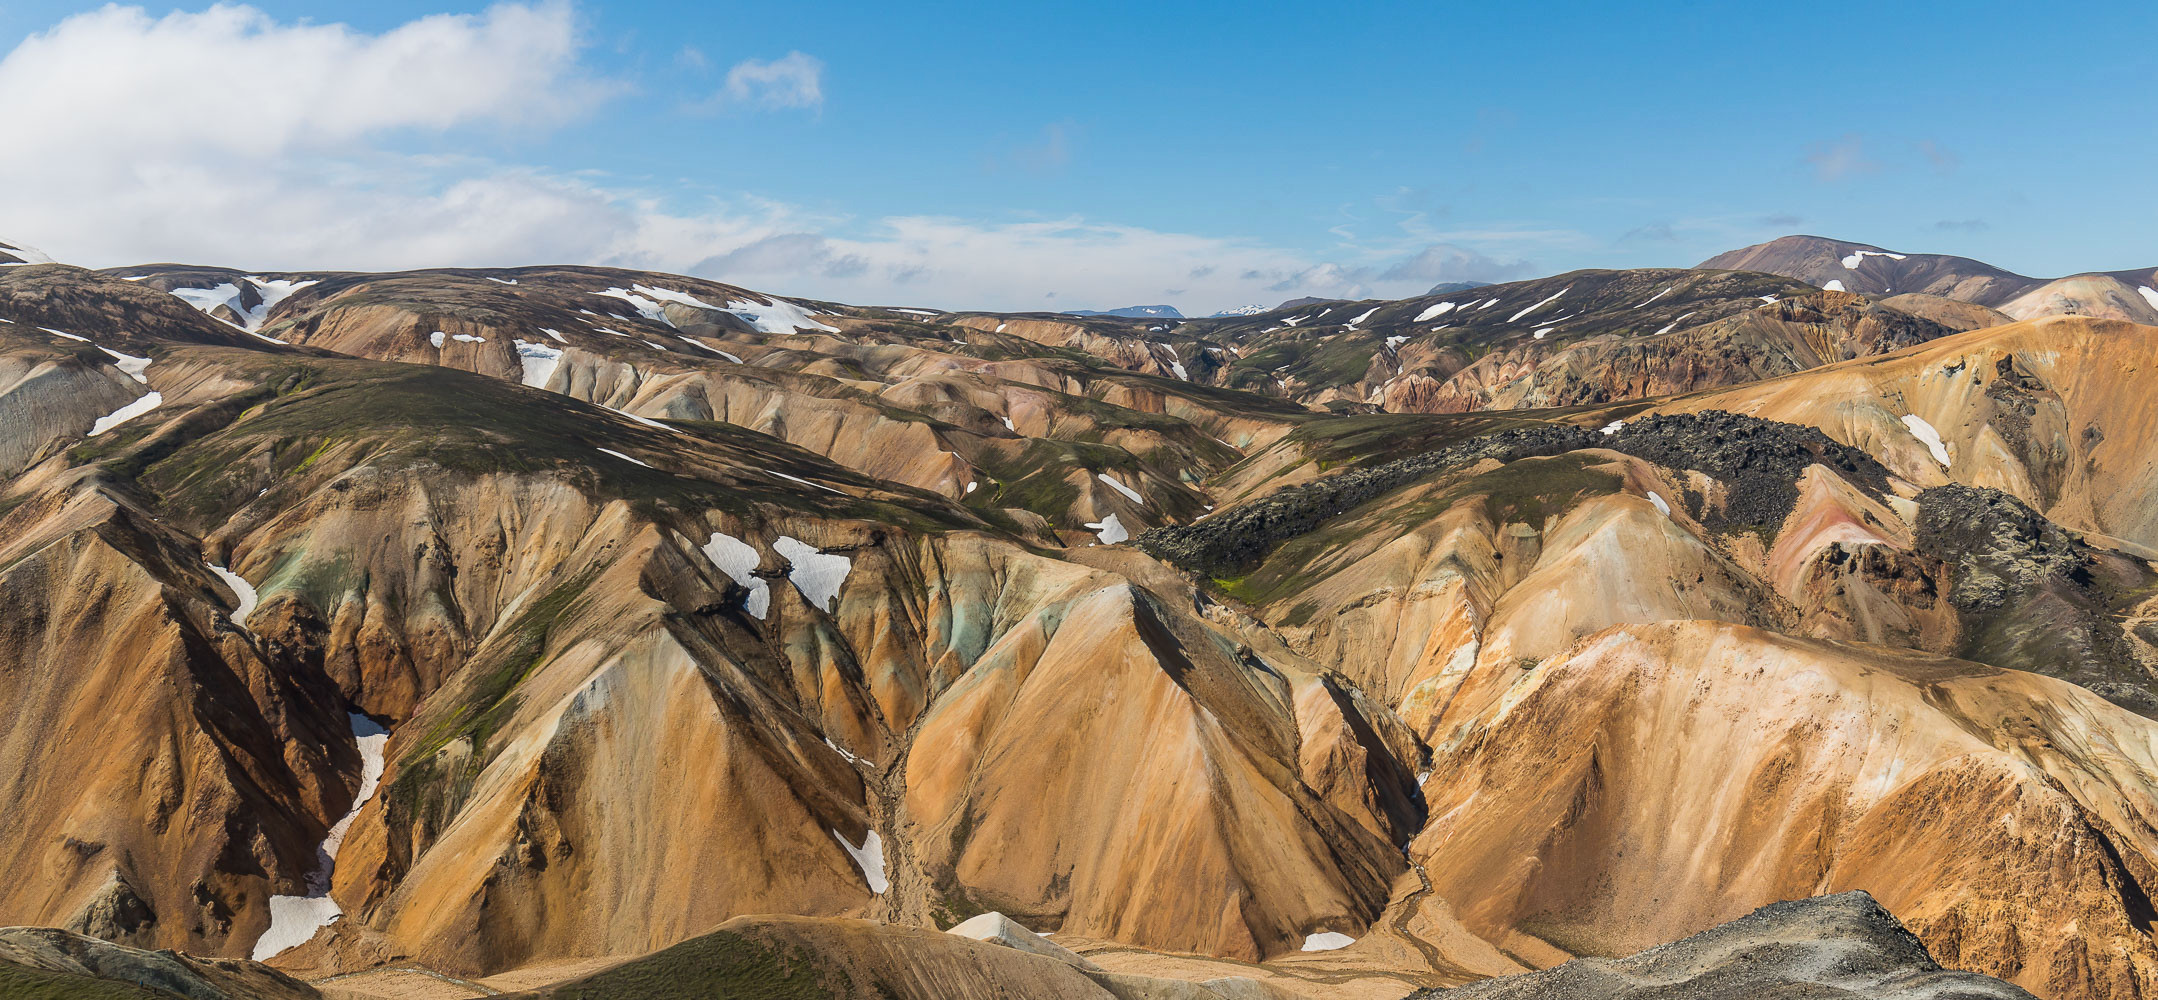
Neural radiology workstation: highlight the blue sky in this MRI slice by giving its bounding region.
[0,1,2151,312]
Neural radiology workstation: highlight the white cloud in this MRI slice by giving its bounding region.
[716,51,823,111]
[0,2,611,158]
[0,4,1535,314]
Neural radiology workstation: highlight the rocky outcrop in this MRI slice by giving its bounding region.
[1408,892,2033,999]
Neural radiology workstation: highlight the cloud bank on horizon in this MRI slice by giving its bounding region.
[0,1,2148,312]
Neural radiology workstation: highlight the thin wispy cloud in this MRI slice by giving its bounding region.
[716,50,823,111]
[1805,133,1880,182]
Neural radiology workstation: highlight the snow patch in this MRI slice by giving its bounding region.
[89,391,161,435]
[1414,301,1457,322]
[597,287,674,326]
[1901,414,1952,467]
[485,276,519,285]
[1823,279,1846,292]
[540,328,567,343]
[608,407,681,434]
[1098,472,1144,505]
[1301,932,1355,952]
[701,531,771,619]
[512,339,561,388]
[1532,327,1552,340]
[1509,286,1569,323]
[1633,286,1672,308]
[2139,286,2158,311]
[775,536,852,611]
[96,347,152,382]
[1600,419,1626,435]
[766,469,846,494]
[727,296,839,334]
[254,713,390,960]
[1841,249,1907,269]
[1169,361,1188,380]
[208,563,259,628]
[428,331,445,348]
[1386,335,1410,351]
[1652,311,1697,336]
[1759,295,1779,304]
[1477,297,1500,310]
[1345,306,1379,328]
[1084,513,1129,545]
[596,448,651,468]
[677,336,737,360]
[1647,492,1672,517]
[40,326,87,342]
[830,829,888,893]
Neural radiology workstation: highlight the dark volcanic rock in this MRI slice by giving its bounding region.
[1405,891,2034,1000]
[1915,484,2158,715]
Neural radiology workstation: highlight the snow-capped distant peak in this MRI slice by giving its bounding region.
[1211,304,1267,317]
[0,240,55,265]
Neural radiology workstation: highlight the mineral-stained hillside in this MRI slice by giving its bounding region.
[2,240,2155,999]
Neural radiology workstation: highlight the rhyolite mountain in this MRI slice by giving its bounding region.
[1702,234,2158,324]
[0,235,2153,999]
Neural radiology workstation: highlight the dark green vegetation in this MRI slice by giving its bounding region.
[517,930,846,1000]
[1140,410,1891,578]
[61,348,996,540]
[0,963,179,1000]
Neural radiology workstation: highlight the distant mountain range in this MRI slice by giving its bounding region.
[1063,304,1182,319]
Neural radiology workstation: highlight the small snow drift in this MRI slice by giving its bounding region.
[1085,513,1129,545]
[512,339,562,388]
[1300,931,1355,952]
[1901,413,1952,467]
[1842,249,1907,269]
[700,530,771,619]
[596,447,652,468]
[88,391,161,436]
[1415,301,1457,322]
[1097,472,1145,505]
[774,536,852,611]
[1509,286,1568,323]
[207,563,259,629]
[829,828,887,893]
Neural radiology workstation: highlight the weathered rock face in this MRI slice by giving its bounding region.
[1411,622,2158,998]
[0,488,350,957]
[1394,292,1953,413]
